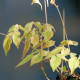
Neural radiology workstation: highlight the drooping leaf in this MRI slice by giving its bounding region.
[16,49,41,68]
[43,31,53,42]
[21,30,32,40]
[25,22,34,31]
[31,0,42,10]
[50,55,61,72]
[12,31,21,48]
[22,38,31,59]
[60,40,78,46]
[33,39,45,50]
[30,53,43,66]
[45,46,65,59]
[68,56,79,74]
[8,24,19,32]
[34,22,42,33]
[43,23,55,32]
[19,25,25,31]
[3,36,12,56]
[42,40,55,49]
[31,35,39,47]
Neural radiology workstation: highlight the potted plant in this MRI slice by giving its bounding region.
[0,0,80,80]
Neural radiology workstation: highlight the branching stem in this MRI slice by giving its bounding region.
[56,68,66,80]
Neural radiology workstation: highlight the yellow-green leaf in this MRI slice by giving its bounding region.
[45,46,65,59]
[50,55,61,72]
[25,22,34,31]
[31,35,39,47]
[68,57,79,74]
[8,24,19,32]
[31,0,42,10]
[60,40,78,46]
[42,40,55,49]
[3,36,12,56]
[33,39,45,50]
[16,49,41,68]
[34,22,42,32]
[22,39,31,59]
[12,32,21,48]
[41,50,49,56]
[21,30,32,40]
[43,31,53,42]
[43,23,55,32]
[19,25,25,31]
[30,53,43,66]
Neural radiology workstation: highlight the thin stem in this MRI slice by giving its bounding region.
[40,62,50,80]
[65,61,70,72]
[44,0,48,24]
[63,9,65,40]
[0,32,6,36]
[40,35,50,80]
[55,6,68,41]
[56,68,66,80]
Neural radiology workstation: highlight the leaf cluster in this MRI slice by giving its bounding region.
[3,21,80,76]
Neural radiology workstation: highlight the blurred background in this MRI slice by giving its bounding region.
[0,0,80,80]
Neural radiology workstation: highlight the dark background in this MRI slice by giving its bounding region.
[0,0,80,80]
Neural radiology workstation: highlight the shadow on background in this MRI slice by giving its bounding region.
[0,0,80,80]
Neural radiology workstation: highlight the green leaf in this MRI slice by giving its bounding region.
[34,22,42,33]
[43,23,55,32]
[56,48,70,61]
[30,53,43,66]
[19,25,25,31]
[42,40,55,49]
[16,49,41,68]
[45,46,65,59]
[21,30,32,40]
[60,40,78,46]
[33,39,45,50]
[41,50,49,56]
[25,22,34,31]
[57,54,69,61]
[50,55,61,72]
[68,56,79,74]
[22,36,31,59]
[31,35,39,47]
[12,31,21,48]
[43,31,53,42]
[3,36,12,56]
[8,24,19,32]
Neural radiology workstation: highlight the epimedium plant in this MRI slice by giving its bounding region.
[1,0,80,80]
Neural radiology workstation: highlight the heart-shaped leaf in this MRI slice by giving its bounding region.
[50,55,61,72]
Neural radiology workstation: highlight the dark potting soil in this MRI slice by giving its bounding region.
[56,75,80,80]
